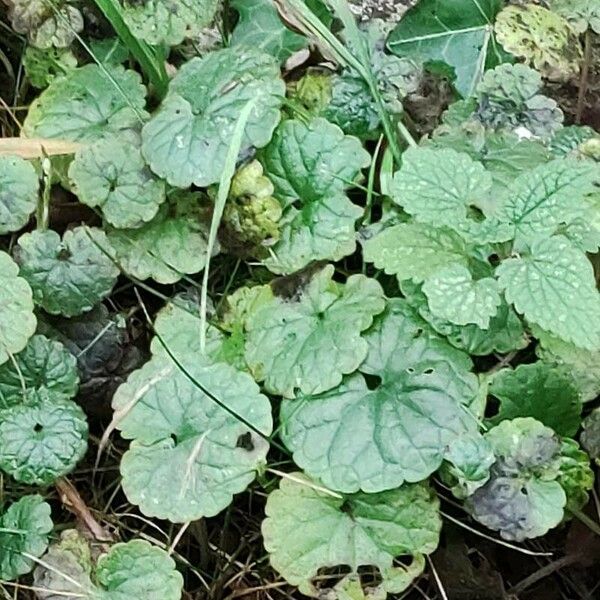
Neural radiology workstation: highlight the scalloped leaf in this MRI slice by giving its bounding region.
[69,135,166,229]
[121,0,219,46]
[0,391,88,485]
[262,474,440,597]
[0,495,53,581]
[281,299,479,492]
[468,418,567,541]
[106,191,213,284]
[245,265,385,398]
[0,335,78,410]
[0,155,38,234]
[0,251,37,366]
[14,226,119,317]
[113,357,272,522]
[489,362,582,436]
[497,236,600,350]
[551,0,600,34]
[141,47,284,188]
[22,65,147,142]
[23,46,78,89]
[422,265,501,328]
[581,408,600,461]
[259,118,370,273]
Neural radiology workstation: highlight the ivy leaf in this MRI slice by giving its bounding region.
[557,439,594,512]
[362,223,469,284]
[9,1,83,49]
[0,391,88,485]
[489,363,582,436]
[260,118,370,273]
[422,265,501,328]
[401,280,528,356]
[141,47,284,188]
[441,433,495,499]
[231,0,306,63]
[22,65,147,143]
[467,418,567,541]
[495,4,581,80]
[262,474,440,597]
[536,328,600,402]
[69,135,166,229]
[0,155,38,234]
[497,236,600,350]
[390,147,502,241]
[581,408,600,461]
[0,495,53,581]
[106,191,213,284]
[388,0,503,97]
[0,335,78,410]
[23,46,78,89]
[113,357,272,522]
[121,0,219,46]
[551,0,600,34]
[0,252,37,367]
[245,265,385,398]
[281,299,479,492]
[496,159,599,243]
[14,226,119,317]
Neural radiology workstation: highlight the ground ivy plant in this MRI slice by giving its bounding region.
[2,0,600,598]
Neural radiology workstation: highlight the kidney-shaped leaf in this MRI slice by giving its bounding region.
[0,495,53,581]
[14,226,119,317]
[113,356,272,522]
[281,300,479,493]
[262,474,441,597]
[0,155,38,234]
[245,265,385,398]
[142,47,284,188]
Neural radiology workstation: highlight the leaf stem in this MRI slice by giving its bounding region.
[571,508,600,537]
[576,28,592,124]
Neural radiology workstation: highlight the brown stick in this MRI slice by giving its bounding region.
[576,29,592,125]
[55,477,113,543]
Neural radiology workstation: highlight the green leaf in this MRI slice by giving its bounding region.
[496,159,599,243]
[0,391,88,485]
[141,47,284,188]
[0,251,37,367]
[422,265,501,328]
[9,0,83,49]
[14,226,119,317]
[245,265,385,398]
[495,4,581,80]
[281,299,479,492]
[441,433,495,499]
[260,118,370,273]
[581,408,600,461]
[551,0,600,34]
[231,0,307,62]
[121,0,219,46]
[23,65,147,142]
[536,328,600,402]
[34,533,184,600]
[106,191,213,284]
[0,155,38,235]
[0,335,78,410]
[468,418,567,541]
[69,134,166,229]
[262,474,440,597]
[23,45,78,89]
[387,0,503,97]
[557,439,594,512]
[475,63,563,138]
[96,540,184,599]
[0,495,53,581]
[401,280,528,356]
[390,146,502,241]
[489,362,582,436]
[497,236,600,350]
[113,357,272,522]
[362,223,469,284]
